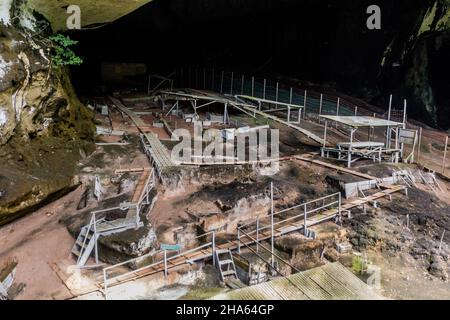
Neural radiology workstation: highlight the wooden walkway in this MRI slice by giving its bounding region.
[211,262,382,300]
[240,105,325,145]
[108,96,175,171]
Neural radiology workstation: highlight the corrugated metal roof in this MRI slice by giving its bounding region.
[320,116,403,128]
[211,262,383,300]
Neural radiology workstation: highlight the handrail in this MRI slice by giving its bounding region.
[239,193,340,235]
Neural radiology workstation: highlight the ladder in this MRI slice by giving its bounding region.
[72,214,99,267]
[72,215,137,267]
[215,249,238,283]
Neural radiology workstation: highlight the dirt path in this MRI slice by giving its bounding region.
[0,188,83,299]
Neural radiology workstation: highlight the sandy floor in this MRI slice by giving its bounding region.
[0,187,83,300]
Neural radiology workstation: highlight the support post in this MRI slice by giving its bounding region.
[443,136,448,175]
[354,106,358,116]
[93,214,98,264]
[164,249,168,279]
[237,228,241,254]
[417,127,423,163]
[270,182,275,268]
[256,217,260,253]
[263,79,267,99]
[230,72,234,95]
[319,94,323,116]
[303,204,307,237]
[289,88,293,105]
[336,97,340,116]
[251,77,255,97]
[212,231,216,267]
[303,90,307,118]
[386,94,392,148]
[323,120,328,148]
[287,106,291,123]
[275,82,279,107]
[348,128,355,168]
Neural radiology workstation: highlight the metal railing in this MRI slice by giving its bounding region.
[102,230,217,299]
[237,192,341,254]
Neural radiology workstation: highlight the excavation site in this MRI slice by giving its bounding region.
[0,0,450,302]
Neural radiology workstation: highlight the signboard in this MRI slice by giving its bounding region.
[399,129,417,145]
[160,244,183,251]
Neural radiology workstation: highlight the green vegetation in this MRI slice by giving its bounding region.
[352,255,364,274]
[49,34,83,66]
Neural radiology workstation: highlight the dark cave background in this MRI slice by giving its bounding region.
[69,0,450,129]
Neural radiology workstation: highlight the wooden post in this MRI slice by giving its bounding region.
[443,136,448,175]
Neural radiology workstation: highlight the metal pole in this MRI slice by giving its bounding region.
[303,90,307,118]
[251,77,255,96]
[319,94,323,116]
[289,88,293,105]
[275,82,279,106]
[323,120,328,148]
[256,217,260,253]
[386,95,392,149]
[237,228,241,253]
[403,99,407,127]
[336,97,340,116]
[164,250,168,279]
[443,136,448,174]
[93,214,98,264]
[212,231,216,267]
[354,106,358,116]
[303,204,307,237]
[263,79,266,99]
[270,182,274,267]
[417,127,423,163]
[230,72,234,95]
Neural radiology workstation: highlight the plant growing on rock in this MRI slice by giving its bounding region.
[48,34,83,67]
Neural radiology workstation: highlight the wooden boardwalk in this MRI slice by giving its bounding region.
[240,105,325,145]
[210,262,382,300]
[109,96,175,171]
